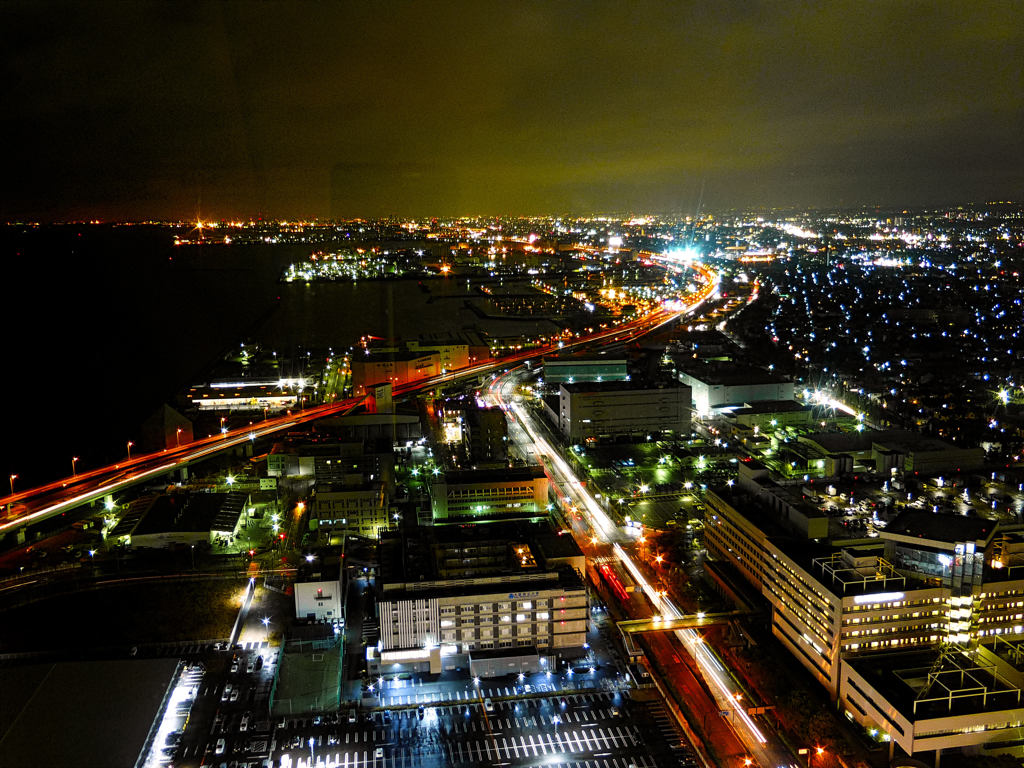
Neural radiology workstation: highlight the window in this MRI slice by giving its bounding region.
[516,614,526,623]
[537,612,550,621]
[501,615,511,623]
[440,620,455,628]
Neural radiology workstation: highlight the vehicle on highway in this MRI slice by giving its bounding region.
[230,687,240,702]
[483,698,494,712]
[215,738,226,755]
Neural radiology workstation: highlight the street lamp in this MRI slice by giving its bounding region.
[8,474,16,495]
[126,441,134,459]
[176,427,182,447]
[71,456,79,476]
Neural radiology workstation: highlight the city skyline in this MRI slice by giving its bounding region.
[4,0,1022,221]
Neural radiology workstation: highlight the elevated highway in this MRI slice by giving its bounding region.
[1,258,719,538]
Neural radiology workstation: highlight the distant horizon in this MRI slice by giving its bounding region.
[4,198,1021,227]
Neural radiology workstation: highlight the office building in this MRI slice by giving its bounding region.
[430,467,548,522]
[704,464,1024,761]
[370,522,588,676]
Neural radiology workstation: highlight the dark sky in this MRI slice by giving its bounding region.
[3,0,1022,220]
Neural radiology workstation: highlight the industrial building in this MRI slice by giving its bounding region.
[542,357,628,384]
[369,522,588,676]
[110,491,249,549]
[677,360,793,416]
[557,381,691,443]
[704,462,1024,762]
[294,562,342,623]
[349,349,440,395]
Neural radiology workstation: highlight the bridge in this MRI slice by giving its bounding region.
[0,259,719,538]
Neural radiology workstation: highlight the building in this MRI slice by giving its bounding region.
[112,491,249,549]
[461,405,508,469]
[310,482,388,539]
[542,357,628,384]
[558,381,691,443]
[703,466,1024,762]
[267,438,395,494]
[187,381,300,412]
[722,400,814,433]
[349,349,440,395]
[294,562,342,622]
[797,430,986,476]
[370,522,588,676]
[677,361,793,416]
[429,467,548,522]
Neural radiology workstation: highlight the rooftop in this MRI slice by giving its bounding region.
[883,509,998,546]
[845,648,1024,722]
[677,360,790,386]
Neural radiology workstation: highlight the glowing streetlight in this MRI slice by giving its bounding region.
[9,474,17,495]
[71,456,79,476]
[126,441,134,459]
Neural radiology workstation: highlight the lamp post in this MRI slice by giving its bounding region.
[9,474,17,495]
[126,441,133,459]
[176,427,182,447]
[71,456,79,476]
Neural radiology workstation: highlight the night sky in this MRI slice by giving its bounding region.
[3,0,1022,220]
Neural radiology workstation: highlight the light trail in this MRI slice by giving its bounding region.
[489,260,772,755]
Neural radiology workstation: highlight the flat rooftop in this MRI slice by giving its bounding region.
[379,521,582,586]
[0,658,179,768]
[441,466,546,484]
[560,381,686,394]
[131,492,247,537]
[845,649,1024,722]
[678,361,790,386]
[883,509,997,546]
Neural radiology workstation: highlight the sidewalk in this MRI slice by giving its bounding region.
[355,667,631,709]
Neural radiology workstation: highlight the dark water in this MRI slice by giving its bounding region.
[0,226,506,488]
[1,225,282,487]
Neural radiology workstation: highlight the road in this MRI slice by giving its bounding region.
[488,360,796,768]
[0,259,718,538]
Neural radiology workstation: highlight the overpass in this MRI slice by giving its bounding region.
[0,259,718,538]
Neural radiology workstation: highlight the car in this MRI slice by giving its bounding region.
[215,738,226,755]
[610,706,621,716]
[246,660,255,673]
[230,688,240,702]
[254,655,264,671]
[221,684,232,702]
[374,748,384,759]
[382,711,392,724]
[240,713,251,732]
[483,698,494,712]
[523,684,532,693]
[231,660,239,673]
[417,704,425,719]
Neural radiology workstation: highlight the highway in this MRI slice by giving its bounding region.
[487,367,794,767]
[0,257,718,538]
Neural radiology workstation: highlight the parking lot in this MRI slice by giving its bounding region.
[269,690,676,768]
